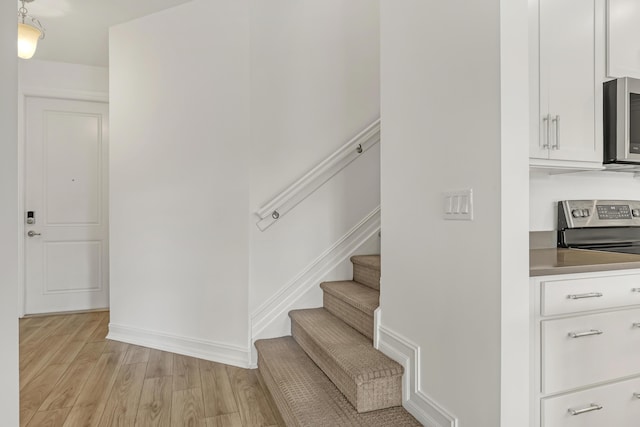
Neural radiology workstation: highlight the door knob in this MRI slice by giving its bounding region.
[27,230,41,237]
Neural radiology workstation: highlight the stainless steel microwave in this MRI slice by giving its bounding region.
[604,77,640,165]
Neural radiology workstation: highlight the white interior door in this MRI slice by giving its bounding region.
[24,97,109,315]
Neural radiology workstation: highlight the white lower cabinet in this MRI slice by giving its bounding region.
[542,376,640,427]
[542,307,640,394]
[540,274,640,316]
[532,270,640,427]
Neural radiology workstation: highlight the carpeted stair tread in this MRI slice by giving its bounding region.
[320,281,379,314]
[289,308,403,412]
[320,281,379,340]
[255,336,421,427]
[289,308,400,380]
[350,255,380,271]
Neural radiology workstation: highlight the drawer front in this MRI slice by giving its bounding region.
[542,376,640,427]
[541,274,640,316]
[542,308,640,394]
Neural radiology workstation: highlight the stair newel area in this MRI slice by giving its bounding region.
[255,255,421,426]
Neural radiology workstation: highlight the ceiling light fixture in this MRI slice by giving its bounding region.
[17,0,45,60]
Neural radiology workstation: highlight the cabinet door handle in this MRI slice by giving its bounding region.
[567,292,603,300]
[632,288,640,293]
[633,323,640,328]
[542,115,550,149]
[568,403,603,416]
[552,115,560,149]
[568,329,603,339]
[634,393,640,399]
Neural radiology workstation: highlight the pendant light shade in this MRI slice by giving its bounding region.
[17,23,42,59]
[17,0,45,60]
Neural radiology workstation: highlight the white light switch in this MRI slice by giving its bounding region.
[444,196,453,214]
[442,189,473,220]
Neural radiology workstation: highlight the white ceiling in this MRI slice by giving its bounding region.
[19,0,194,67]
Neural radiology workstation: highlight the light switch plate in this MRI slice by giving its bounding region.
[442,189,473,220]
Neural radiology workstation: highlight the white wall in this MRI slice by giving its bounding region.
[109,0,381,367]
[0,0,20,423]
[250,147,381,321]
[19,60,108,94]
[109,0,251,364]
[499,0,531,424]
[248,0,381,336]
[531,171,640,230]
[250,0,380,203]
[380,1,529,426]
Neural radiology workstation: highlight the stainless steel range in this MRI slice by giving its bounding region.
[558,200,640,255]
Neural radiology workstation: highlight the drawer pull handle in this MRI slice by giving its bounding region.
[633,323,640,329]
[568,329,603,339]
[568,404,603,416]
[633,288,640,293]
[567,292,603,300]
[634,393,640,399]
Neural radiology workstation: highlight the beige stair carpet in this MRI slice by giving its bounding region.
[351,255,381,290]
[289,308,403,413]
[320,280,379,340]
[256,255,416,425]
[255,336,421,427]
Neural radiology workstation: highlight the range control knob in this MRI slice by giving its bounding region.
[572,209,582,218]
[633,209,640,217]
[582,209,590,217]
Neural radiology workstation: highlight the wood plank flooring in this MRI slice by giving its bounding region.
[19,312,284,427]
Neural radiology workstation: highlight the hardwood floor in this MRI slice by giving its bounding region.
[19,312,284,427]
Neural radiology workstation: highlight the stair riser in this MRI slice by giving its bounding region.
[323,292,373,340]
[353,264,380,290]
[291,318,402,413]
[257,356,300,427]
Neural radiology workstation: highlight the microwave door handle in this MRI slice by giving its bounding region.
[552,115,560,150]
[542,115,550,149]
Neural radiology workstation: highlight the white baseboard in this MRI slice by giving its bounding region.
[373,306,381,349]
[107,323,250,368]
[378,323,458,427]
[250,206,381,340]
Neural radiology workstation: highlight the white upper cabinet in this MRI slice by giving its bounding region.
[530,0,605,169]
[607,0,640,79]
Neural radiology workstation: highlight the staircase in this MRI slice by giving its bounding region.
[255,255,421,426]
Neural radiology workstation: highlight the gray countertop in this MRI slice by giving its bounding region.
[530,248,640,276]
